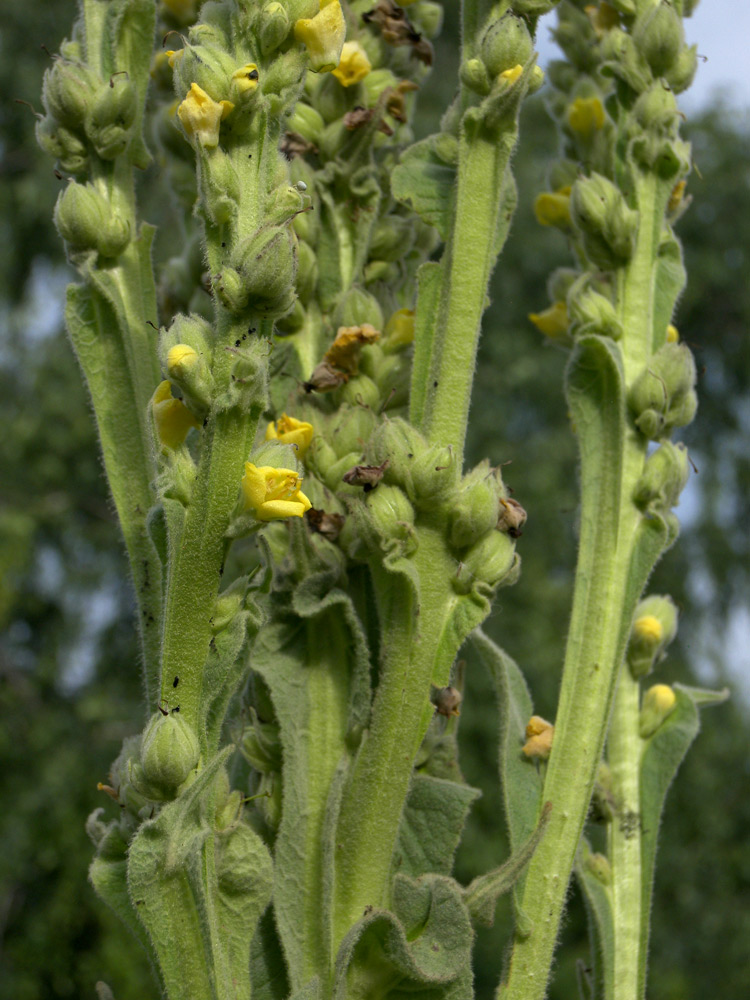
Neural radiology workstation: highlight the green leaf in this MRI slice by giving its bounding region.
[637,683,728,995]
[394,773,481,879]
[392,138,457,240]
[333,874,473,999]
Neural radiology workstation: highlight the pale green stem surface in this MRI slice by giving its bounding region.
[607,667,643,1000]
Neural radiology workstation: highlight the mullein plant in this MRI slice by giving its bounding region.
[37,0,725,998]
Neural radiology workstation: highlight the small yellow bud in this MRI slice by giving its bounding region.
[177,82,234,148]
[231,63,260,97]
[165,49,184,69]
[383,308,415,350]
[640,684,677,738]
[529,301,569,341]
[265,414,314,457]
[152,380,200,449]
[332,41,372,87]
[167,344,199,380]
[568,96,606,136]
[499,64,524,85]
[668,179,687,214]
[666,323,680,343]
[633,614,663,644]
[294,0,346,74]
[522,716,554,760]
[241,463,312,520]
[534,187,572,228]
[585,3,619,36]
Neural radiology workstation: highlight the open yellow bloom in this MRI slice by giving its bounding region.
[152,380,200,449]
[332,41,372,87]
[294,0,346,74]
[534,187,572,228]
[177,83,234,148]
[265,414,314,457]
[241,463,312,520]
[568,96,605,136]
[529,301,569,341]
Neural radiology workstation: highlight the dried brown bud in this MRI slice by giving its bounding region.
[431,686,462,717]
[497,497,527,538]
[522,716,554,760]
[306,508,345,541]
[303,362,349,393]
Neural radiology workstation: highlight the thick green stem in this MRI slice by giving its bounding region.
[607,666,643,1000]
[332,524,454,942]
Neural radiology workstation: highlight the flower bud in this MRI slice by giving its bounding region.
[177,83,234,148]
[173,44,237,103]
[383,308,415,352]
[665,44,698,94]
[288,102,326,143]
[369,215,415,263]
[633,1,684,77]
[534,188,572,229]
[585,851,612,885]
[333,286,384,332]
[43,59,99,130]
[567,96,606,137]
[152,380,201,449]
[567,276,622,340]
[229,63,261,107]
[294,0,346,74]
[329,405,376,459]
[633,440,689,514]
[141,712,200,795]
[628,342,697,439]
[546,268,579,303]
[233,224,298,316]
[522,715,554,760]
[570,173,638,270]
[632,81,680,135]
[455,530,518,595]
[600,28,653,94]
[36,117,88,175]
[85,76,138,160]
[449,462,501,550]
[639,684,677,738]
[528,301,569,342]
[366,484,416,550]
[340,373,380,409]
[627,594,678,678]
[479,12,533,79]
[258,2,291,55]
[166,343,213,412]
[54,181,130,258]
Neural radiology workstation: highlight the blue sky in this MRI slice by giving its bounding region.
[536,1,750,112]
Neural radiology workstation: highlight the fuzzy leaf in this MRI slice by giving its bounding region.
[333,874,473,999]
[394,773,481,879]
[392,138,457,240]
[250,909,291,1000]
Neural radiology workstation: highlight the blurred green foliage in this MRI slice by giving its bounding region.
[1,3,748,999]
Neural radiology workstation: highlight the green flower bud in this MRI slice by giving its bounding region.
[633,440,689,514]
[633,1,684,77]
[333,286,384,331]
[214,266,248,314]
[141,712,200,794]
[216,823,273,896]
[365,484,416,552]
[639,684,677,738]
[460,58,491,96]
[85,75,138,160]
[628,342,697,439]
[54,181,130,258]
[546,268,579,303]
[325,450,367,492]
[586,851,613,885]
[329,405,377,459]
[165,343,214,412]
[361,67,398,105]
[570,173,638,270]
[43,59,99,130]
[260,48,307,105]
[340,373,380,409]
[305,434,338,482]
[258,1,291,55]
[632,81,680,135]
[480,12,533,79]
[173,44,237,103]
[369,215,415,263]
[454,530,518,595]
[36,117,88,175]
[627,594,678,678]
[287,102,326,143]
[233,224,298,316]
[665,44,698,94]
[552,7,598,72]
[600,28,653,93]
[567,275,623,339]
[449,461,501,549]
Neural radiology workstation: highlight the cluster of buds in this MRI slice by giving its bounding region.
[625,593,680,738]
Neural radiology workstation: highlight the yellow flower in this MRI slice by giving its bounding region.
[534,187,572,228]
[294,0,346,74]
[529,301,569,341]
[383,308,415,350]
[499,64,524,85]
[265,414,314,457]
[640,684,677,738]
[166,344,199,381]
[177,83,234,148]
[332,41,372,87]
[324,323,380,373]
[568,96,606,136]
[165,49,184,69]
[231,63,260,100]
[241,463,312,520]
[522,716,554,760]
[633,614,663,644]
[668,179,687,214]
[152,380,200,449]
[666,323,680,343]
